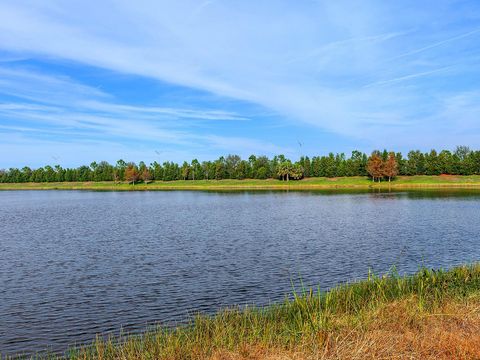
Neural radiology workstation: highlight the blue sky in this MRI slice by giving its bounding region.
[1,0,480,167]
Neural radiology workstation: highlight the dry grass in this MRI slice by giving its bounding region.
[210,297,480,360]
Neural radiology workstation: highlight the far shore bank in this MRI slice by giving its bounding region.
[2,175,480,191]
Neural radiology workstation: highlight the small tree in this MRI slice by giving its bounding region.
[125,163,140,185]
[383,152,398,182]
[113,169,120,184]
[277,161,290,181]
[191,159,199,181]
[367,153,383,182]
[276,161,303,181]
[141,167,152,184]
[256,166,267,179]
[181,161,190,180]
[290,163,304,180]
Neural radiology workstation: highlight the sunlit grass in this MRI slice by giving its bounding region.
[2,175,480,191]
[11,264,480,359]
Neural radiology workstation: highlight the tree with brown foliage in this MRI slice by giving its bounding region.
[141,167,152,184]
[383,152,398,182]
[367,153,384,182]
[125,163,140,185]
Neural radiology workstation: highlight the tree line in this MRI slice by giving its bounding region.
[1,146,479,183]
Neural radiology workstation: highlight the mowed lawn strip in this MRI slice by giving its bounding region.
[2,175,480,191]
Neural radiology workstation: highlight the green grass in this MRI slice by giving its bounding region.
[2,175,480,191]
[12,264,480,359]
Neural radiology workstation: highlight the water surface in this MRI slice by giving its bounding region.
[1,190,480,355]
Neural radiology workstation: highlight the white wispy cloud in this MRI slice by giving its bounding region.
[0,66,280,166]
[386,27,480,62]
[362,66,453,88]
[80,101,248,121]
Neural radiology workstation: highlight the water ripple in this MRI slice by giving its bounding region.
[1,190,480,355]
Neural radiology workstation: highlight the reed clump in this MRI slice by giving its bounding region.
[18,264,480,359]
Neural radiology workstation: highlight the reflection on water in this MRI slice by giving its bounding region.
[1,190,480,355]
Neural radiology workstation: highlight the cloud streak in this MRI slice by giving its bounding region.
[0,66,285,167]
[362,66,453,88]
[387,27,480,62]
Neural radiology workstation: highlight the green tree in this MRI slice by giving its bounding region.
[44,165,56,182]
[311,156,321,177]
[54,165,64,182]
[424,150,440,175]
[302,156,311,177]
[115,159,127,181]
[214,157,226,180]
[225,154,241,179]
[151,161,163,180]
[181,161,190,180]
[21,166,33,182]
[406,150,425,175]
[237,160,249,180]
[191,159,200,180]
[324,153,336,178]
[438,150,453,174]
[276,161,290,181]
[256,166,267,179]
[291,163,304,180]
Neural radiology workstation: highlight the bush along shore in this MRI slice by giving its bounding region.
[10,264,480,359]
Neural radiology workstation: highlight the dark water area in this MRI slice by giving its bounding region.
[1,190,480,355]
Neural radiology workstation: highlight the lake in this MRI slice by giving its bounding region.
[1,190,480,355]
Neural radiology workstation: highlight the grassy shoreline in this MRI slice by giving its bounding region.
[11,264,480,359]
[2,175,480,191]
